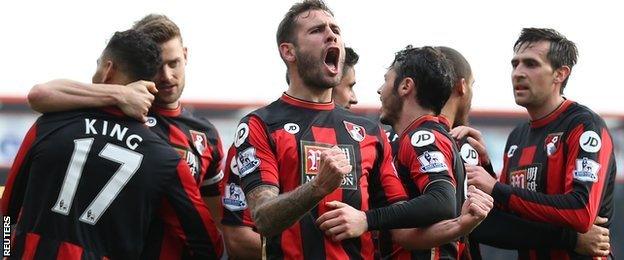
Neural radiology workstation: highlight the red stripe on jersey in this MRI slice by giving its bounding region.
[500,152,510,184]
[248,116,280,187]
[518,146,536,167]
[168,124,189,148]
[563,125,585,182]
[271,128,299,191]
[160,199,186,259]
[529,250,538,260]
[546,140,566,195]
[550,250,570,260]
[175,160,223,256]
[22,232,40,260]
[311,126,349,259]
[56,241,83,260]
[1,124,37,215]
[433,246,441,260]
[281,222,304,259]
[376,128,408,203]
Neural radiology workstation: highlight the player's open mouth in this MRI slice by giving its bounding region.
[324,47,340,75]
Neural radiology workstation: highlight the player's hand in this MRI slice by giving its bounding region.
[450,126,491,165]
[575,216,610,256]
[458,185,493,234]
[117,80,157,122]
[313,146,352,196]
[466,165,497,195]
[316,201,367,241]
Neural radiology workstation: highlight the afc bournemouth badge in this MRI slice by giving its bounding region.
[544,132,563,156]
[343,121,366,142]
[190,130,207,154]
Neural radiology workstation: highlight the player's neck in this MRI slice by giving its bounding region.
[439,104,457,129]
[527,95,565,121]
[154,101,181,110]
[286,80,332,103]
[394,103,434,137]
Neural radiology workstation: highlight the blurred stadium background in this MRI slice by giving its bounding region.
[0,97,621,258]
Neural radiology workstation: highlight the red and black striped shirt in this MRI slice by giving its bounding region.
[493,100,616,260]
[236,93,407,259]
[0,108,222,259]
[380,115,465,260]
[139,106,224,260]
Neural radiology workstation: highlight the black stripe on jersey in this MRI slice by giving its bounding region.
[335,120,363,259]
[265,234,284,260]
[300,211,326,260]
[167,173,218,259]
[32,238,59,260]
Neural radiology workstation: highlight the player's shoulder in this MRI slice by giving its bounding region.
[563,101,607,128]
[403,125,446,149]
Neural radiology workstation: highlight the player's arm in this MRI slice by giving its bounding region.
[162,159,223,259]
[471,208,610,256]
[0,123,38,223]
[222,225,261,260]
[28,79,156,121]
[469,117,614,233]
[237,116,351,237]
[366,131,459,230]
[391,185,493,250]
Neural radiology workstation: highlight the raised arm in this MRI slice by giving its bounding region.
[28,79,156,121]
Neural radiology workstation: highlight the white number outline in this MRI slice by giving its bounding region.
[51,138,143,225]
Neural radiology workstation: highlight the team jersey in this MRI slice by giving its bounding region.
[0,108,223,259]
[221,144,254,228]
[139,106,225,259]
[235,93,407,259]
[379,115,466,260]
[493,100,616,260]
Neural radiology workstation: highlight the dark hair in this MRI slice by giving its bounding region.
[514,28,578,91]
[132,14,182,44]
[391,45,454,114]
[103,29,162,81]
[436,46,471,85]
[343,47,359,74]
[276,0,333,45]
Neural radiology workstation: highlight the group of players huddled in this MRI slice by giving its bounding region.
[1,0,616,259]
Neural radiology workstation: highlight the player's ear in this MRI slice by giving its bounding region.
[279,42,296,63]
[100,60,115,84]
[553,66,571,85]
[398,77,414,97]
[457,78,467,96]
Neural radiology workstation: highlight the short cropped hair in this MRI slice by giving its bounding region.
[103,29,162,81]
[133,14,182,44]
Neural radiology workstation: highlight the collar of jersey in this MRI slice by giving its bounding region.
[530,99,574,128]
[281,92,335,111]
[438,114,452,130]
[401,114,439,140]
[151,104,182,117]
